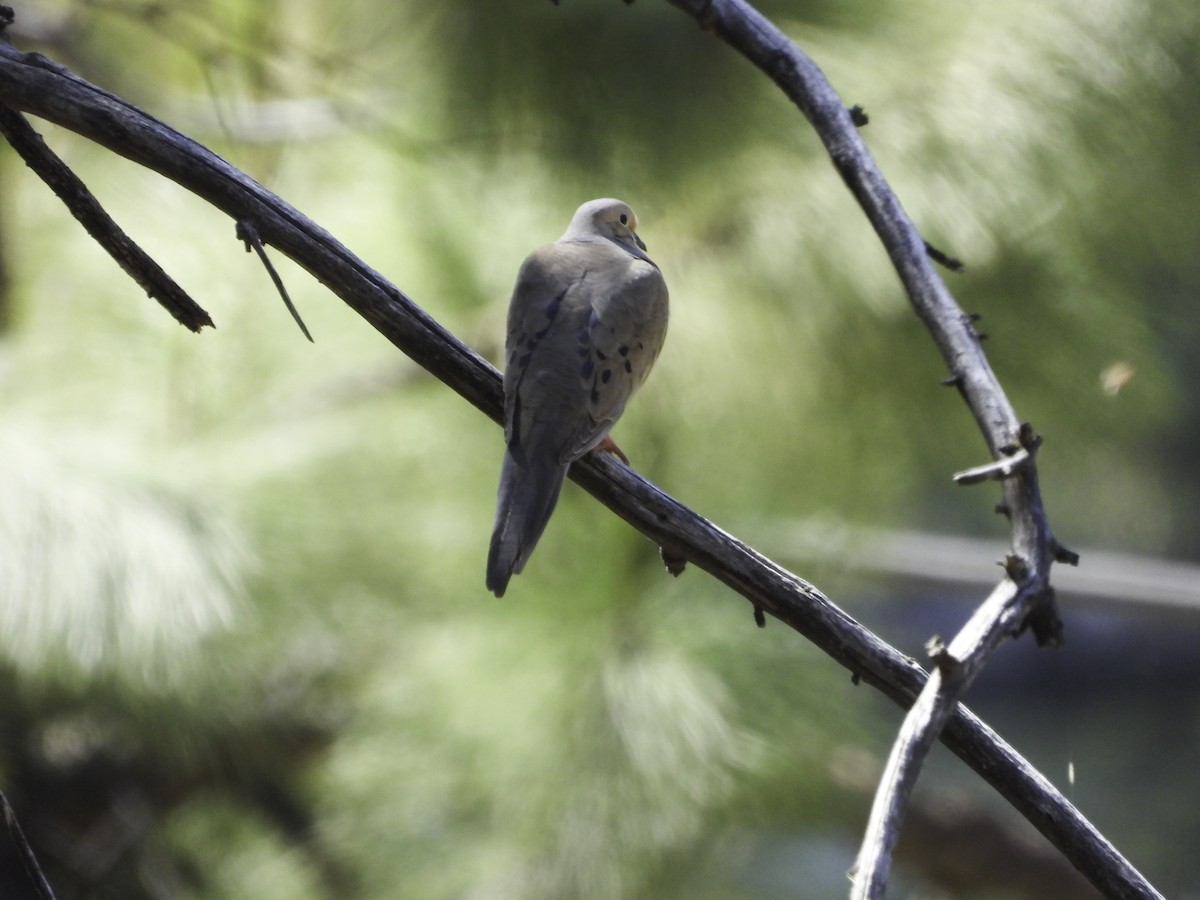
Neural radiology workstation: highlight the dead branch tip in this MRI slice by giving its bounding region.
[924,239,964,272]
[952,445,1032,485]
[924,634,959,674]
[237,219,314,342]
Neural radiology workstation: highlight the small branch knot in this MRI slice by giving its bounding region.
[1001,553,1028,581]
[1028,591,1065,648]
[962,311,986,341]
[924,634,959,674]
[1053,541,1080,566]
[925,240,964,272]
[660,545,687,577]
[1017,421,1043,451]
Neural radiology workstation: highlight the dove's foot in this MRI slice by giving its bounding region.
[594,435,629,465]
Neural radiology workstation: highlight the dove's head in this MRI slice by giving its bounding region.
[566,198,649,255]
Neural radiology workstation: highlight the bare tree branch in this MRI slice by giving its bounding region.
[854,580,1022,897]
[0,103,212,332]
[0,39,501,413]
[658,0,1068,633]
[2,792,58,900]
[653,2,1096,894]
[0,17,1157,900]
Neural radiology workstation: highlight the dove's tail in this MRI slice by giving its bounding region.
[486,449,569,597]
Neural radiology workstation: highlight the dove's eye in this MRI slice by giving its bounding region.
[619,214,629,225]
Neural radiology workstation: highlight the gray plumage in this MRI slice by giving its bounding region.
[486,199,669,597]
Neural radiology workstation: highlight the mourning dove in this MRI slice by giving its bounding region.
[486,198,670,597]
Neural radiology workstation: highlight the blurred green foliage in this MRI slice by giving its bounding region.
[2,0,1199,897]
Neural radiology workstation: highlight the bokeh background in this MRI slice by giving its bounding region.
[2,0,1199,897]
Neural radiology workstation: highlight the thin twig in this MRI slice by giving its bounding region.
[2,792,58,900]
[953,445,1032,485]
[237,219,313,342]
[0,37,1157,900]
[0,104,212,332]
[924,239,964,272]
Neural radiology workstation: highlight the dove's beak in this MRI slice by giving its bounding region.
[634,233,647,252]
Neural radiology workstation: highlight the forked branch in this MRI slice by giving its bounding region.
[656,2,1098,895]
[0,11,1154,899]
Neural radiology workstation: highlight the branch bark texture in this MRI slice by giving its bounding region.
[0,17,1156,900]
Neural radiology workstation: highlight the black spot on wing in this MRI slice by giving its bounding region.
[509,395,523,450]
[516,288,569,356]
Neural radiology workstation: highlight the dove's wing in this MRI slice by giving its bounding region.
[563,255,668,460]
[503,240,667,465]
